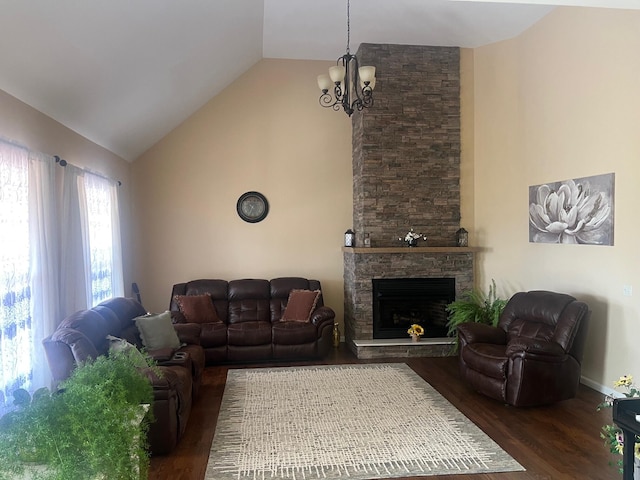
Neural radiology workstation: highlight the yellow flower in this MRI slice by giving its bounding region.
[407,324,424,336]
[614,375,633,388]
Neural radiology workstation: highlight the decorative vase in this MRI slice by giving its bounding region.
[332,322,340,348]
[411,334,419,343]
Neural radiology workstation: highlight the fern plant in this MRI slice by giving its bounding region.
[445,279,508,350]
[0,349,156,480]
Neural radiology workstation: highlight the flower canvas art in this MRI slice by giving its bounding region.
[529,173,614,245]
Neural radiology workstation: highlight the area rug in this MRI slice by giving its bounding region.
[205,363,524,479]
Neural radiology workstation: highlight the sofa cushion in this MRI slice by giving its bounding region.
[200,322,228,348]
[281,289,320,322]
[135,311,182,351]
[227,321,272,346]
[272,321,317,345]
[173,294,221,324]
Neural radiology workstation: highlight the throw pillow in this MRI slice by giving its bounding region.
[134,311,182,351]
[281,289,321,323]
[173,294,221,324]
[106,335,148,368]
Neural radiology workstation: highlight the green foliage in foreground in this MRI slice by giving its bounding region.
[0,349,157,480]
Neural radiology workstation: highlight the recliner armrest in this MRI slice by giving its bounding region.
[147,347,176,362]
[310,306,335,327]
[458,322,506,345]
[506,337,565,357]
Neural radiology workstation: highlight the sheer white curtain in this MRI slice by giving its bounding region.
[59,164,89,316]
[0,142,31,399]
[79,171,124,306]
[60,166,124,313]
[0,139,124,401]
[0,141,58,397]
[28,151,59,389]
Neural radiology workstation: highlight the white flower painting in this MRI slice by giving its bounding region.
[529,173,614,245]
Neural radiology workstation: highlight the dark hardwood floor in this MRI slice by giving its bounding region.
[149,346,617,480]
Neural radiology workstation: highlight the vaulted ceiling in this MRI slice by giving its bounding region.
[0,0,635,161]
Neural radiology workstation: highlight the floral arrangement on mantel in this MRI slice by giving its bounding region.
[400,228,427,247]
[407,324,424,341]
[597,374,640,472]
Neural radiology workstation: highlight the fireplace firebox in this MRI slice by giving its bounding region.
[372,278,455,339]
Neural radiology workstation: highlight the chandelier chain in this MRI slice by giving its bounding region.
[346,0,351,54]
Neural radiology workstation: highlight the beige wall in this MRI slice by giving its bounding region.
[471,7,640,389]
[459,48,475,243]
[132,59,353,325]
[0,89,133,290]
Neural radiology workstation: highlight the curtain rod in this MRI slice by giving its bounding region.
[0,137,122,186]
[53,155,122,186]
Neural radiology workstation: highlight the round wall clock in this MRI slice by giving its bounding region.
[236,191,269,223]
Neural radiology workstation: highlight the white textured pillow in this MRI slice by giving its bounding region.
[134,311,181,351]
[106,335,148,368]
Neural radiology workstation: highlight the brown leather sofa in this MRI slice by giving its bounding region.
[169,277,335,364]
[42,297,206,455]
[457,290,590,407]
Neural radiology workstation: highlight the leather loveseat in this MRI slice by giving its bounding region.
[42,297,206,455]
[169,277,336,364]
[457,290,590,407]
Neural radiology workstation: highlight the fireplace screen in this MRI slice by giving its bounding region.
[372,278,455,339]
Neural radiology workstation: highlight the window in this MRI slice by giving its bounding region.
[83,173,122,307]
[0,144,33,396]
[0,139,124,401]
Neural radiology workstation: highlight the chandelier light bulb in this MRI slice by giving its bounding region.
[358,66,375,84]
[329,65,346,84]
[317,74,332,92]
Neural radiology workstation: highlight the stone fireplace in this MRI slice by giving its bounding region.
[373,277,455,339]
[343,44,476,359]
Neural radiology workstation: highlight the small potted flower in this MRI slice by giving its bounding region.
[597,375,640,475]
[407,324,424,342]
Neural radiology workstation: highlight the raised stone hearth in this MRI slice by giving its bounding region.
[352,338,454,360]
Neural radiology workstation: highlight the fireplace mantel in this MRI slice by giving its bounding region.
[342,246,481,254]
[343,245,476,359]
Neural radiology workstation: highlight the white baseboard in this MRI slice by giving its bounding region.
[581,375,618,398]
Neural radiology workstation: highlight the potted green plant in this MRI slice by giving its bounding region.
[445,279,508,351]
[596,374,640,475]
[0,348,156,480]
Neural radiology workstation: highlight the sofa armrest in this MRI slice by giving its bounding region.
[506,337,565,358]
[458,322,507,345]
[174,323,201,345]
[141,366,172,392]
[310,306,335,327]
[147,347,176,362]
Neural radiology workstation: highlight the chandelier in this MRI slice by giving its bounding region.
[317,0,376,116]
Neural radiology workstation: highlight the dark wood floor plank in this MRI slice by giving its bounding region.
[149,347,616,480]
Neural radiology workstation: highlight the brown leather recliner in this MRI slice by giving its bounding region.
[457,290,590,407]
[42,297,206,455]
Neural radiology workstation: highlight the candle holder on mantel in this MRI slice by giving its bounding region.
[344,229,355,247]
[456,228,469,247]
